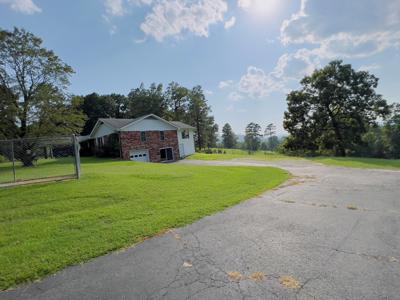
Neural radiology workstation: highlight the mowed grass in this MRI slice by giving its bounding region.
[187,149,400,170]
[0,158,76,184]
[311,157,400,170]
[0,158,289,290]
[187,149,300,161]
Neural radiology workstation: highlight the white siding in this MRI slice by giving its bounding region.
[92,123,115,138]
[121,118,176,131]
[177,129,195,158]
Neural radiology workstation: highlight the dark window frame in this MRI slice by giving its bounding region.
[160,147,174,161]
[160,131,165,141]
[140,131,146,142]
[181,129,190,139]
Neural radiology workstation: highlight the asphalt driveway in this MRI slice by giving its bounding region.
[1,159,400,299]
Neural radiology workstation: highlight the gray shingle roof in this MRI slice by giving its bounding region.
[169,121,195,129]
[99,118,140,130]
[97,116,195,131]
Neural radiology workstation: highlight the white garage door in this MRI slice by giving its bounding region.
[129,150,149,162]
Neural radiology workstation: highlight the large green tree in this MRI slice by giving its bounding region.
[222,123,237,149]
[186,86,213,149]
[165,82,189,121]
[245,122,262,152]
[0,27,80,138]
[0,28,85,166]
[283,60,389,156]
[81,93,127,135]
[126,83,166,118]
[0,84,18,139]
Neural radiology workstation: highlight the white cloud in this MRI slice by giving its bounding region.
[140,0,228,42]
[224,16,236,29]
[218,80,234,89]
[104,0,126,16]
[238,66,285,98]
[221,48,321,100]
[129,0,153,5]
[228,91,243,101]
[0,0,41,14]
[280,0,400,58]
[237,0,251,9]
[204,89,213,95]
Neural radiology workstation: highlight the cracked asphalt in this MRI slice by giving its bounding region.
[1,159,400,300]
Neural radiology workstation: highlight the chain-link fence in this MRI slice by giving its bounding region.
[0,135,80,186]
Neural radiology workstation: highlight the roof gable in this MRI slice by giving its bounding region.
[89,114,194,138]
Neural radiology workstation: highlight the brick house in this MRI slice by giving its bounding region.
[86,114,195,162]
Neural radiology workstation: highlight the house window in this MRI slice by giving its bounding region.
[181,129,190,139]
[97,137,104,148]
[160,131,165,141]
[140,131,146,142]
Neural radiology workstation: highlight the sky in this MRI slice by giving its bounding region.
[1,0,400,135]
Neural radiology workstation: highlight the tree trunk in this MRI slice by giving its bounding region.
[327,107,346,157]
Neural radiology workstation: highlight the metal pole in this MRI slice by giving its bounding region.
[72,135,81,179]
[11,140,16,182]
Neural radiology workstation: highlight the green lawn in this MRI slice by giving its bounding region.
[0,158,289,290]
[0,157,76,184]
[187,149,300,161]
[187,149,400,170]
[311,157,400,170]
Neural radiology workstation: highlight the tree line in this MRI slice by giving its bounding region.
[220,122,281,152]
[79,83,218,149]
[0,27,217,151]
[1,28,399,160]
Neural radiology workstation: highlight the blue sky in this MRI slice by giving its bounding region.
[1,0,399,135]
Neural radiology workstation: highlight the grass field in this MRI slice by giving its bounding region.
[187,149,400,170]
[187,149,300,161]
[0,157,76,184]
[0,158,289,290]
[311,157,400,170]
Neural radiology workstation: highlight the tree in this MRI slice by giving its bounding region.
[0,28,85,166]
[126,83,166,118]
[283,60,389,156]
[245,122,262,152]
[165,82,189,121]
[267,136,280,151]
[384,103,400,158]
[186,86,213,149]
[222,123,237,148]
[81,93,127,135]
[0,84,18,139]
[29,86,85,136]
[0,27,75,138]
[264,123,277,151]
[264,123,276,139]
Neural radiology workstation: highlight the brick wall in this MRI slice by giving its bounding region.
[120,130,180,162]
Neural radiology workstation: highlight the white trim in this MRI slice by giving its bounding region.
[89,120,116,138]
[119,114,181,131]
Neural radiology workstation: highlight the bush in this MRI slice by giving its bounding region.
[0,155,6,163]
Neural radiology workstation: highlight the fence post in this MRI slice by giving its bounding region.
[11,140,16,182]
[72,135,81,179]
